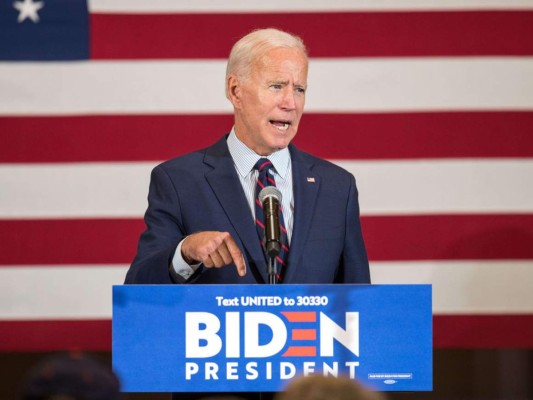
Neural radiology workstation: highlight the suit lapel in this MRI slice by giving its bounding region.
[284,146,320,282]
[203,137,268,282]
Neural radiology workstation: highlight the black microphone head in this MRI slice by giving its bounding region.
[258,186,282,204]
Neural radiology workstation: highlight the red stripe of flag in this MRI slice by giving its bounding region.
[296,112,533,160]
[362,214,533,261]
[90,12,533,59]
[1,215,532,265]
[0,219,144,265]
[2,112,532,163]
[434,315,533,348]
[0,115,232,163]
[0,320,111,352]
[2,315,531,352]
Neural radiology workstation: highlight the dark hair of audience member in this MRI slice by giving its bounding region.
[21,351,121,400]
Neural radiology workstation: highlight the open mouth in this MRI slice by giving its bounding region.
[270,120,291,131]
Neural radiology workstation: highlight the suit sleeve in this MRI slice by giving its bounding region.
[125,165,185,284]
[335,174,371,284]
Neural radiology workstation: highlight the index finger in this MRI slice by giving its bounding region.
[223,235,246,276]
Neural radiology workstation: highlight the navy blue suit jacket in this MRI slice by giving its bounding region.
[125,136,370,284]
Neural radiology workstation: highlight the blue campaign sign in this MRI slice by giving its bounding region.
[113,284,432,392]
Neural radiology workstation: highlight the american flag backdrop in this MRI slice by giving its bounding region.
[1,0,533,353]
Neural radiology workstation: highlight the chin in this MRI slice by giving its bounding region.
[273,139,291,150]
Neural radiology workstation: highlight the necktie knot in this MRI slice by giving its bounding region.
[254,158,272,173]
[254,158,276,189]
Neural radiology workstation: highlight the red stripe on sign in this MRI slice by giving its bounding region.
[282,312,317,323]
[292,329,317,341]
[0,320,111,352]
[434,315,533,348]
[2,112,532,163]
[0,219,144,265]
[1,315,531,352]
[1,215,533,265]
[90,12,533,59]
[363,214,533,261]
[282,346,317,357]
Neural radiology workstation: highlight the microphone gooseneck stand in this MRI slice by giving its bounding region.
[267,255,277,285]
[265,242,280,285]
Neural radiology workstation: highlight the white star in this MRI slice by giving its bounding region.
[13,0,45,23]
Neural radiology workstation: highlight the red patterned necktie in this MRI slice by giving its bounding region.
[254,158,289,282]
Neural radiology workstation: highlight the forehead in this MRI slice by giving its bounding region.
[251,47,308,81]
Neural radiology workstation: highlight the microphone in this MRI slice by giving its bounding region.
[258,186,282,257]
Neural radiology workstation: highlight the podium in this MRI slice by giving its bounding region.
[113,284,432,392]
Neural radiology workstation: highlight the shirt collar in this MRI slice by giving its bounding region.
[227,129,291,179]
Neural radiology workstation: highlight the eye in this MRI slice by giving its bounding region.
[296,87,306,94]
[270,84,282,90]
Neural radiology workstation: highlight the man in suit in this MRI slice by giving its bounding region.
[125,28,370,286]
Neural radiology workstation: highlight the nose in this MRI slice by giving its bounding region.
[280,87,296,111]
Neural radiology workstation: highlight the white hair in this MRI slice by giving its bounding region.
[225,28,308,96]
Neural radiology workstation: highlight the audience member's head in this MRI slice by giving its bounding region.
[21,351,121,400]
[275,374,387,400]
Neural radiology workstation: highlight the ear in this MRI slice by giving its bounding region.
[226,74,242,109]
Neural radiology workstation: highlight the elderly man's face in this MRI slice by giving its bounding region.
[229,47,308,156]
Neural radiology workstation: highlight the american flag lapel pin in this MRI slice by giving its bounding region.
[307,177,316,183]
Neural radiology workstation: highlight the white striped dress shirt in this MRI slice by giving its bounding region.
[226,130,294,243]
